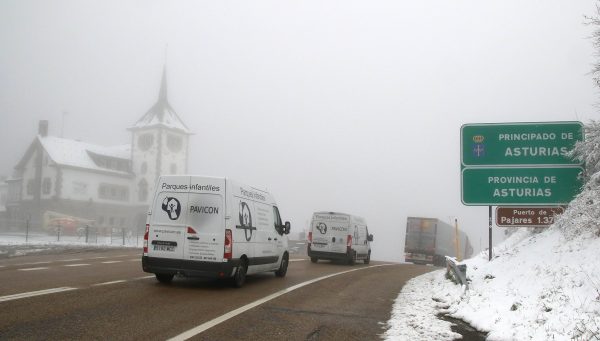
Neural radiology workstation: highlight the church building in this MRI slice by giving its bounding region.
[4,66,192,232]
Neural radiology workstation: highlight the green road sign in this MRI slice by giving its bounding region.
[461,122,583,167]
[461,167,583,205]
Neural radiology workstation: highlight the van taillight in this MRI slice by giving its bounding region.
[224,229,232,260]
[346,235,352,247]
[308,231,312,243]
[143,224,149,255]
[187,226,197,234]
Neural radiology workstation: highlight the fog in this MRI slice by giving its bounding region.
[0,1,597,261]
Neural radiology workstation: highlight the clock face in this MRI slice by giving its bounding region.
[138,133,154,151]
[167,134,182,152]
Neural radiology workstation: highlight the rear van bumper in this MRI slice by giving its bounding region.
[142,256,240,279]
[307,245,351,261]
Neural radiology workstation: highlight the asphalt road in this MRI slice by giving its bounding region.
[0,245,433,340]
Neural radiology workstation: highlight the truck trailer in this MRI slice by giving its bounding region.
[404,217,473,266]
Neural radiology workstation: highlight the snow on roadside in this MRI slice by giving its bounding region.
[384,269,463,340]
[384,222,600,340]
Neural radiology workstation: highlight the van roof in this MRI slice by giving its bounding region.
[158,175,277,205]
[312,211,366,224]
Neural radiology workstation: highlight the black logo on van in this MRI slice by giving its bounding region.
[236,201,255,241]
[316,222,327,234]
[162,197,181,220]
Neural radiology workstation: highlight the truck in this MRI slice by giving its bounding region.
[404,217,473,266]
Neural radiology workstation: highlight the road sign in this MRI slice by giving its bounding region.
[495,206,564,227]
[461,167,583,205]
[461,122,583,167]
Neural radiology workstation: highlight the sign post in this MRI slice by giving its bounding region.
[460,122,583,261]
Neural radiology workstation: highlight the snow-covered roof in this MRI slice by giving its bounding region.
[129,66,191,134]
[38,136,131,175]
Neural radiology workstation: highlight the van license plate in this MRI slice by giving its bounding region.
[153,245,175,252]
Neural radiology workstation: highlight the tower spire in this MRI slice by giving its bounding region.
[158,63,167,103]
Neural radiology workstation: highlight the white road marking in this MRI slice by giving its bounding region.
[0,287,77,303]
[289,259,306,262]
[18,267,49,271]
[167,264,394,341]
[58,258,83,262]
[64,264,90,267]
[129,259,140,262]
[134,275,156,280]
[18,261,52,266]
[92,280,127,286]
[100,261,122,264]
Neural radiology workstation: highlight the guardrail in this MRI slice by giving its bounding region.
[445,256,468,290]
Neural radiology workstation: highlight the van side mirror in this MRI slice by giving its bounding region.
[367,234,373,242]
[284,221,291,234]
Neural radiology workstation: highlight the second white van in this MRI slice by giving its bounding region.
[142,175,291,287]
[307,211,373,264]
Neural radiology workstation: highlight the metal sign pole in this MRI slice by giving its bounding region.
[488,206,492,261]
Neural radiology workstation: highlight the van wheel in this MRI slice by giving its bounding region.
[348,251,356,265]
[233,259,248,288]
[310,257,318,263]
[364,251,371,264]
[275,253,289,277]
[155,273,174,284]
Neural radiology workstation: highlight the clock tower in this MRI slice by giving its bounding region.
[129,65,192,205]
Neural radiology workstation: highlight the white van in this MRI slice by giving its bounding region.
[142,175,291,287]
[307,211,373,264]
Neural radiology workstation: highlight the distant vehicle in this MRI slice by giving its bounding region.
[142,175,291,287]
[404,217,473,266]
[43,210,94,235]
[307,211,373,265]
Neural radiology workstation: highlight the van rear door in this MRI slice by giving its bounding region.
[148,177,190,260]
[311,213,350,254]
[185,191,224,262]
[185,176,226,263]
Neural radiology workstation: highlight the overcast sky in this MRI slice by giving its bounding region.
[1,0,598,261]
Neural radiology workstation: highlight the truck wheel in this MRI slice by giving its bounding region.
[364,251,371,264]
[275,253,289,277]
[233,259,248,288]
[310,257,318,263]
[155,273,174,284]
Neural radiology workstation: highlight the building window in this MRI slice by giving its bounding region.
[167,134,182,152]
[26,179,34,195]
[138,133,154,151]
[138,179,148,202]
[170,163,177,174]
[141,162,147,175]
[98,183,129,201]
[42,178,51,195]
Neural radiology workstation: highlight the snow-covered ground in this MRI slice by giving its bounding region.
[384,180,600,339]
[0,231,141,258]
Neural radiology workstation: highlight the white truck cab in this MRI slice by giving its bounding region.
[307,211,373,265]
[142,175,291,287]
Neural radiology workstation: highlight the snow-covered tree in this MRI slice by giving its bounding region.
[568,120,600,182]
